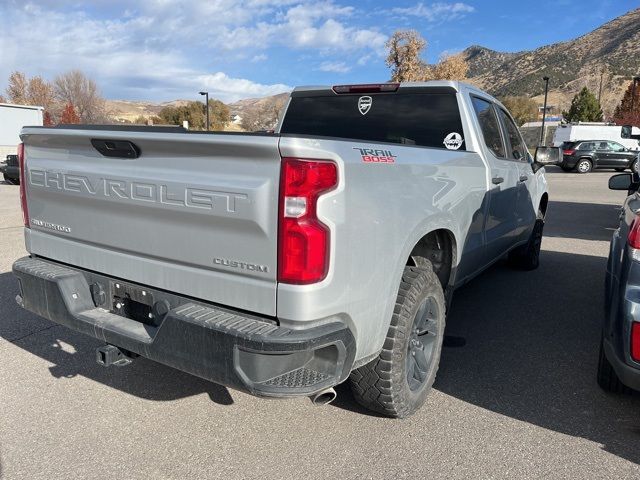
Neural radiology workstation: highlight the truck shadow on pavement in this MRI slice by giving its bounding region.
[334,248,640,465]
[436,250,640,465]
[0,271,234,405]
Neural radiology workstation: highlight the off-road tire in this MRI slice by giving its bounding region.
[597,337,630,394]
[508,212,544,270]
[631,161,639,175]
[349,265,445,418]
[576,158,592,174]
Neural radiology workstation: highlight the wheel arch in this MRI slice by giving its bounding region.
[405,228,457,295]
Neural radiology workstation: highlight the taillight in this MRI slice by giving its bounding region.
[628,216,640,249]
[332,83,399,94]
[631,322,640,362]
[278,158,338,284]
[562,149,575,155]
[17,143,29,228]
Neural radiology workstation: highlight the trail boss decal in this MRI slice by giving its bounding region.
[358,96,372,115]
[353,147,396,163]
[443,132,464,150]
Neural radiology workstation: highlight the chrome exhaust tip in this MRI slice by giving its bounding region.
[310,387,337,406]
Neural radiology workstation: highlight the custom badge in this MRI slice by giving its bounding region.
[443,132,464,150]
[358,96,372,115]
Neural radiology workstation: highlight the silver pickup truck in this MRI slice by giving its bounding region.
[12,81,553,418]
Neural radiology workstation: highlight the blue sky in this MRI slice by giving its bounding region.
[0,0,637,102]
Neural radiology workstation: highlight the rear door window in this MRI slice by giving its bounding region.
[281,91,466,150]
[471,97,505,158]
[497,108,527,161]
[578,142,594,150]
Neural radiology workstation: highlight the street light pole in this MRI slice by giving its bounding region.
[199,91,209,131]
[540,76,550,146]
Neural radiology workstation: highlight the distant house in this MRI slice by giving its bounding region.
[231,114,242,125]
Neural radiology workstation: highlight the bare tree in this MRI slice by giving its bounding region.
[53,70,107,123]
[6,71,28,104]
[385,30,429,82]
[386,31,468,83]
[26,76,55,111]
[430,53,468,81]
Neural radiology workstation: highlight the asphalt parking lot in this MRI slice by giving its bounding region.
[1,167,639,479]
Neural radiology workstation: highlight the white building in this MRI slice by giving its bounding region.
[0,103,44,158]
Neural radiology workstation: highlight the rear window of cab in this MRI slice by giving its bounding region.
[281,92,466,151]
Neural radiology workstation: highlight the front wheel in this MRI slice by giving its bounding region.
[349,265,445,418]
[508,213,544,270]
[576,158,592,174]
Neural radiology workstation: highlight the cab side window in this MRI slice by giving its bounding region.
[578,142,594,150]
[497,108,527,161]
[471,97,505,158]
[597,142,610,151]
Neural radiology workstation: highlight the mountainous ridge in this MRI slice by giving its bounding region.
[461,8,640,114]
[105,8,640,125]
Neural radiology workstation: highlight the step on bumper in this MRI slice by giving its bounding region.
[12,256,356,397]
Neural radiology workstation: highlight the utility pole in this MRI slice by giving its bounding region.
[199,91,209,131]
[540,76,550,146]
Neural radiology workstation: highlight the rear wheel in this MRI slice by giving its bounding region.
[576,158,592,174]
[631,161,638,175]
[597,337,630,394]
[349,265,445,418]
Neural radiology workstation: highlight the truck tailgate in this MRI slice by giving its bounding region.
[21,128,280,316]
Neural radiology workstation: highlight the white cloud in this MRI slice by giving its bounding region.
[0,0,388,101]
[391,2,475,21]
[318,61,351,73]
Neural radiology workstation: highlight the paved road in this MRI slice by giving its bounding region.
[1,168,639,479]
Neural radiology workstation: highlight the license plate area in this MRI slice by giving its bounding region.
[111,282,156,325]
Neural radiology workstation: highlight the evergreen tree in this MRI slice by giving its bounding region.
[613,81,640,126]
[562,87,603,122]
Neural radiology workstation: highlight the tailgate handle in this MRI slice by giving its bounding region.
[91,139,140,159]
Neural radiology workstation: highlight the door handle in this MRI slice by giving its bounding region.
[492,177,504,185]
[519,175,528,182]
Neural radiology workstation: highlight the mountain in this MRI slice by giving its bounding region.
[105,99,191,122]
[462,8,640,115]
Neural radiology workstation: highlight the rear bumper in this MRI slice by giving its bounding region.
[560,156,578,168]
[603,337,640,391]
[13,256,355,397]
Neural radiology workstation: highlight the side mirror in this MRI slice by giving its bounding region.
[534,146,561,165]
[621,125,640,140]
[609,173,633,191]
